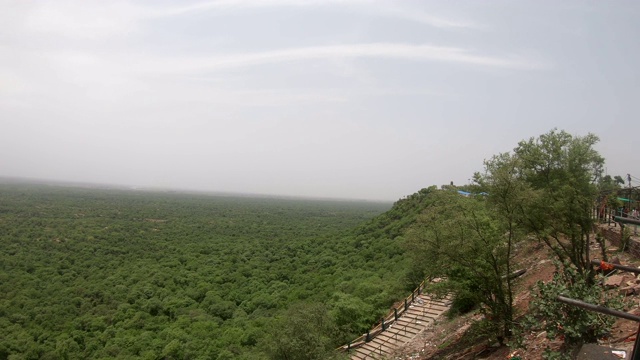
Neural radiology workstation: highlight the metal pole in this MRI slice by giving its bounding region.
[394,308,398,321]
[632,323,640,360]
[556,296,640,322]
[615,216,640,226]
[591,259,640,274]
[557,295,640,359]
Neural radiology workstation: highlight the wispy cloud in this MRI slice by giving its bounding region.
[137,43,549,74]
[151,0,475,29]
[23,1,143,39]
[365,4,475,29]
[18,0,474,40]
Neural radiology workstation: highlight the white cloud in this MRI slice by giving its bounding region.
[367,3,475,29]
[14,0,474,44]
[148,0,475,29]
[132,43,549,75]
[23,0,143,39]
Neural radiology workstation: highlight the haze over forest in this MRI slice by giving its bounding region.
[2,1,639,200]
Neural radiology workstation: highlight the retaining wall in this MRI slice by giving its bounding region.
[599,224,640,258]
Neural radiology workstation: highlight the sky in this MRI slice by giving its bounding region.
[1,1,639,201]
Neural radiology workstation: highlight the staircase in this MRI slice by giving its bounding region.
[341,291,452,360]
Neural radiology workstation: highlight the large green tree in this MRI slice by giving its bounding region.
[404,190,517,343]
[513,129,604,282]
[261,303,344,360]
[477,130,620,356]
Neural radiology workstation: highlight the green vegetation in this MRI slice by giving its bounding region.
[405,129,626,356]
[0,183,414,359]
[510,130,604,283]
[0,129,625,359]
[404,186,518,345]
[525,264,625,358]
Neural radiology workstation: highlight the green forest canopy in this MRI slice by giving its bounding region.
[1,129,619,359]
[0,182,427,359]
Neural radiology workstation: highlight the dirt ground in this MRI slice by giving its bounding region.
[392,229,640,360]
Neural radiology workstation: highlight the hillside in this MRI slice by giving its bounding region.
[392,226,640,360]
[0,182,440,359]
[354,186,438,240]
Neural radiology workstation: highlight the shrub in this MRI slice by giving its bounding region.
[523,262,626,358]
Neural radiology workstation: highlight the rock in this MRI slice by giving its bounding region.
[605,275,624,288]
[623,274,636,285]
[576,343,625,360]
[619,286,635,296]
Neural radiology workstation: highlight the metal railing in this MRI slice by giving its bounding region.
[338,280,429,353]
[556,295,640,360]
[364,343,384,359]
[338,279,450,355]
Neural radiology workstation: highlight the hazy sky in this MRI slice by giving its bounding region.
[1,1,639,201]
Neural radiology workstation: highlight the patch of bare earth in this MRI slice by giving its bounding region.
[393,229,640,360]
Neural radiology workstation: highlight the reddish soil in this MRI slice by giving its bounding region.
[394,232,640,360]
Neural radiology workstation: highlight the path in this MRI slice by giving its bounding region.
[347,294,451,360]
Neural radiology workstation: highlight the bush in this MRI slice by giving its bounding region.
[523,263,627,358]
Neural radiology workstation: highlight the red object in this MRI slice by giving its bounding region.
[601,261,615,271]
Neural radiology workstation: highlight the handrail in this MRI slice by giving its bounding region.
[339,281,422,350]
[557,295,640,322]
[338,279,444,353]
[556,295,640,360]
[591,259,640,274]
[365,343,383,358]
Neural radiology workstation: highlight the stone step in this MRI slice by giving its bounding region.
[377,330,413,343]
[393,319,426,332]
[357,344,391,359]
[411,301,450,311]
[348,291,452,360]
[367,338,395,353]
[405,308,441,320]
[349,350,367,360]
[351,347,372,360]
[372,332,405,347]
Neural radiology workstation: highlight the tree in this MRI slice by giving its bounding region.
[512,129,604,282]
[480,130,623,355]
[404,190,516,343]
[329,292,373,343]
[596,174,625,221]
[261,303,344,360]
[476,152,531,334]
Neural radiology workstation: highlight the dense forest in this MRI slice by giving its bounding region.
[2,129,618,359]
[0,182,435,359]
